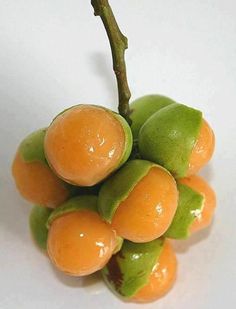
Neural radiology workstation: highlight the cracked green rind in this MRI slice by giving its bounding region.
[102,238,164,299]
[165,183,204,239]
[50,104,133,180]
[46,195,98,228]
[29,205,52,250]
[98,160,155,223]
[19,128,47,164]
[138,103,203,178]
[130,95,175,139]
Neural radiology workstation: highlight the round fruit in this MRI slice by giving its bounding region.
[179,175,216,233]
[99,160,178,242]
[165,183,204,239]
[47,196,117,276]
[102,238,164,300]
[132,241,177,302]
[29,205,52,250]
[139,103,214,178]
[45,105,132,186]
[130,94,175,139]
[12,128,71,208]
[187,119,215,176]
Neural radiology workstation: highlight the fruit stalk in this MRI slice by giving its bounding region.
[91,0,131,123]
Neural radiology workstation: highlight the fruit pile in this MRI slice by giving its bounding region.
[12,95,216,303]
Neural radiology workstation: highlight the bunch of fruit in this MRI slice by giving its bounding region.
[12,95,216,303]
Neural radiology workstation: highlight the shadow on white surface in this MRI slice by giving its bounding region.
[199,163,215,183]
[50,264,105,294]
[172,222,214,254]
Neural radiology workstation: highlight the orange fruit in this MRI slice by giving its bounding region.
[45,105,132,186]
[179,175,216,232]
[188,119,215,176]
[47,210,116,276]
[12,152,69,208]
[133,241,177,302]
[111,166,178,242]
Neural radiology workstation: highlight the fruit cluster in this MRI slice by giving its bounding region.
[12,95,216,303]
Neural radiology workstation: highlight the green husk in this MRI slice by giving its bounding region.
[102,238,164,298]
[29,205,52,250]
[139,103,202,178]
[165,183,204,239]
[98,160,155,222]
[47,195,98,228]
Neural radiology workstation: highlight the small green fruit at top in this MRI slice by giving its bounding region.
[130,94,175,139]
[138,103,203,178]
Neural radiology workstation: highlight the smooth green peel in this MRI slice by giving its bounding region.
[19,128,47,164]
[139,103,202,178]
[130,94,175,139]
[29,205,52,250]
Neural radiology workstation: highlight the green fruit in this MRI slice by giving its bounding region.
[46,195,98,228]
[98,159,157,223]
[29,205,52,250]
[165,183,204,239]
[19,128,47,164]
[102,238,164,299]
[130,95,175,139]
[139,103,202,178]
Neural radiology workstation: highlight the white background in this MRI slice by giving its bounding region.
[0,0,236,308]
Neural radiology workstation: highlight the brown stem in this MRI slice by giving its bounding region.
[91,0,131,123]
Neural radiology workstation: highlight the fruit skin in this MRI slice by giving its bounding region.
[12,128,90,208]
[187,119,215,176]
[179,175,216,233]
[132,241,177,302]
[45,104,133,186]
[130,95,175,139]
[47,195,117,276]
[47,195,98,228]
[112,110,133,169]
[47,195,121,254]
[165,183,204,239]
[111,165,178,243]
[99,159,178,243]
[12,152,70,208]
[138,103,202,178]
[29,205,52,250]
[98,160,154,223]
[19,128,47,164]
[102,238,164,299]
